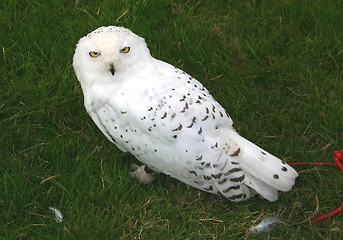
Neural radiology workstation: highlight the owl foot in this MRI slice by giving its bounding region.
[130,164,157,185]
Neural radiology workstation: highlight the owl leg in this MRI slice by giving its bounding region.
[130,164,157,185]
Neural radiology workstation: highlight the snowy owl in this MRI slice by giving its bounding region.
[73,26,298,202]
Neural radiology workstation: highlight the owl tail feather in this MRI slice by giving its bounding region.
[230,133,298,202]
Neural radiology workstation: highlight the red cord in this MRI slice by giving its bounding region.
[288,149,343,224]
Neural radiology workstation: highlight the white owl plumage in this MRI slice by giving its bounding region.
[73,26,298,202]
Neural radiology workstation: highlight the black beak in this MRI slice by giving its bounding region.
[109,64,115,76]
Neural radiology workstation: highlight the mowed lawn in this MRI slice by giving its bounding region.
[1,0,342,239]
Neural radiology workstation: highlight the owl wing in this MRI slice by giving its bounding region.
[87,62,251,201]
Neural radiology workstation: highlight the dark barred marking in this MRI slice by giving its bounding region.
[148,107,153,111]
[108,134,116,143]
[195,100,201,104]
[198,127,203,135]
[230,175,245,183]
[230,148,241,157]
[261,151,266,155]
[206,107,209,114]
[273,174,279,179]
[180,102,189,113]
[218,178,227,184]
[223,185,240,193]
[219,111,224,117]
[201,115,209,121]
[204,185,213,191]
[211,143,218,149]
[212,105,216,113]
[228,193,246,200]
[281,167,288,172]
[120,111,127,114]
[171,113,176,118]
[189,170,197,176]
[211,173,222,179]
[186,122,194,128]
[172,135,177,138]
[224,167,242,176]
[172,124,183,131]
[161,112,167,119]
[203,175,212,180]
[196,155,203,161]
[231,161,239,165]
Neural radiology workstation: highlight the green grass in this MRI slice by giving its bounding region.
[1,0,342,239]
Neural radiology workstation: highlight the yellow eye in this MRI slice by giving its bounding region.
[89,51,101,58]
[120,47,130,53]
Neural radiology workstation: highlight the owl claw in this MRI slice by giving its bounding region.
[130,164,157,185]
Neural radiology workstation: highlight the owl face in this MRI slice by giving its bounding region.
[73,26,151,86]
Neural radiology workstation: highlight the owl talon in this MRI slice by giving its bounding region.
[130,164,157,185]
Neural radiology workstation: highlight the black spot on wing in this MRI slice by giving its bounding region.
[218,178,227,184]
[189,170,197,176]
[224,168,242,176]
[223,185,240,193]
[161,112,167,119]
[230,175,245,183]
[172,124,183,131]
[228,193,247,201]
[230,148,241,157]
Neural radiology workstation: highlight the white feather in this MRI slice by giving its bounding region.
[48,207,63,223]
[250,214,284,233]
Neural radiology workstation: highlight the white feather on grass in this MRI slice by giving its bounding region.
[250,214,284,233]
[48,207,63,223]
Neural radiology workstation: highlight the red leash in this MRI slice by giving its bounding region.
[288,149,343,223]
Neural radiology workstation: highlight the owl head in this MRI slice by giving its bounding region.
[73,26,151,86]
